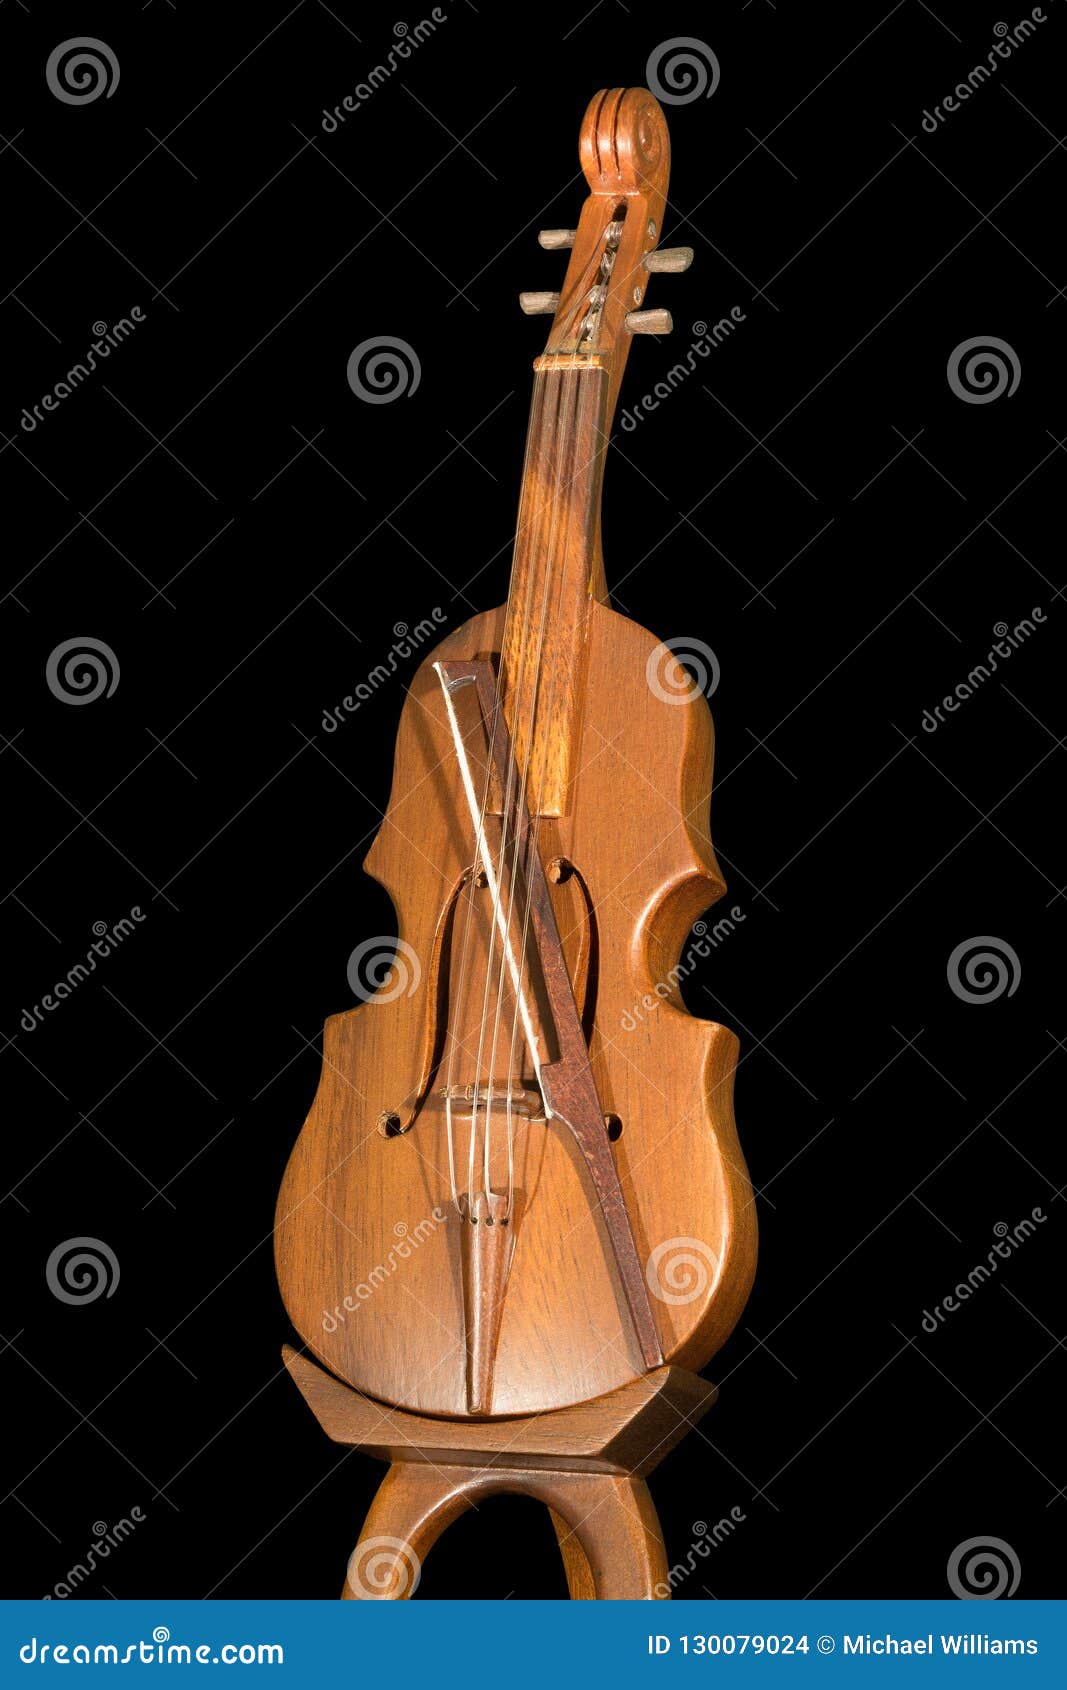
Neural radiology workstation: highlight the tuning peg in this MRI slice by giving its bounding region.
[644,246,694,274]
[538,229,576,250]
[520,291,560,315]
[625,309,673,335]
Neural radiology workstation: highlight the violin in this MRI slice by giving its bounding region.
[276,87,756,1428]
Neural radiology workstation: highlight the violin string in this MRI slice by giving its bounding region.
[443,373,549,1212]
[457,211,608,1218]
[491,240,604,1215]
[483,360,581,1214]
[500,220,617,1208]
[465,363,566,1210]
[477,365,573,1210]
[464,374,551,1213]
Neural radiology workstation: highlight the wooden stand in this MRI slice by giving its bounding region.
[283,1347,717,1600]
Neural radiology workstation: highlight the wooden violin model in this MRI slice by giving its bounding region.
[276,87,757,1597]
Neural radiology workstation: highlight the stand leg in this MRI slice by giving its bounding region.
[343,1463,475,1599]
[343,1462,669,1600]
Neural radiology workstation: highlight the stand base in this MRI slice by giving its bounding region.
[283,1346,717,1601]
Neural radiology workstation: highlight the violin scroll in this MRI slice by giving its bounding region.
[527,86,683,410]
[579,86,670,196]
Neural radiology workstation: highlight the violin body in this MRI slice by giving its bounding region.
[276,87,756,1424]
[276,600,755,1416]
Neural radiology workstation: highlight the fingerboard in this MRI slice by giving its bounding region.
[498,362,609,817]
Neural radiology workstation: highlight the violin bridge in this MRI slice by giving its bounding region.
[440,1082,546,1123]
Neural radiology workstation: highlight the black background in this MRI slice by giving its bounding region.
[2,1,1063,1601]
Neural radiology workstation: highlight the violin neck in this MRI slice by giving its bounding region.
[499,361,612,816]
